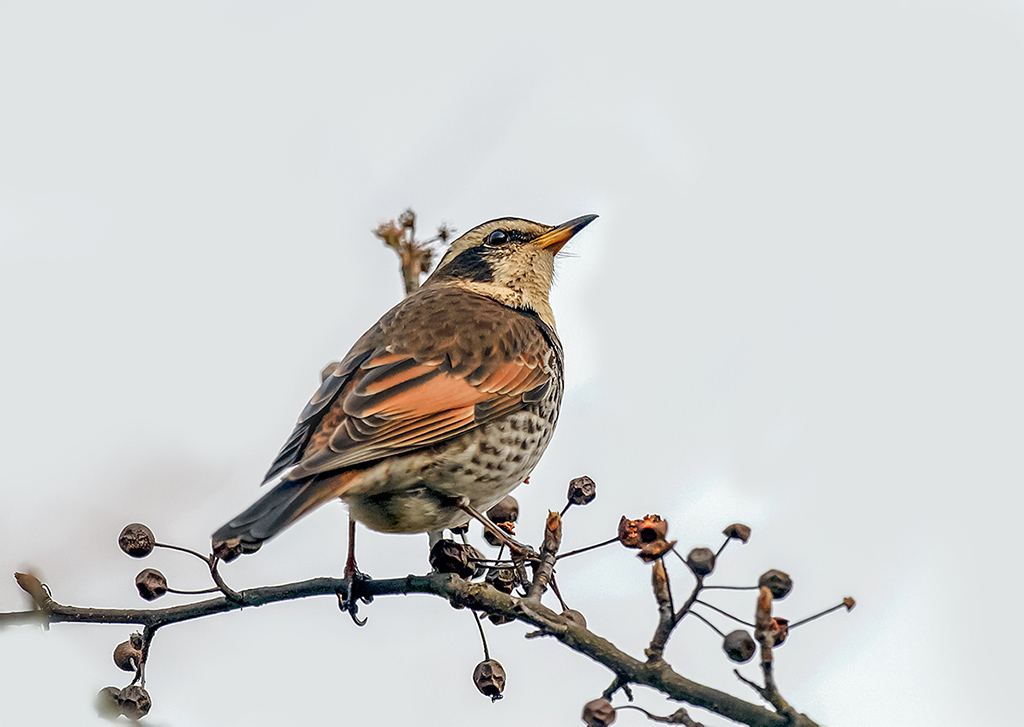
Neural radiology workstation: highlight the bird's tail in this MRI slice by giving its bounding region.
[211,473,351,561]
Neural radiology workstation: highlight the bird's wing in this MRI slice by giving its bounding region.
[263,286,560,483]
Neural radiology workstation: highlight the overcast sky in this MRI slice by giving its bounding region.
[1,2,1021,726]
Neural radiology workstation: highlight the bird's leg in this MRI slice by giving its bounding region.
[456,498,539,562]
[338,515,372,625]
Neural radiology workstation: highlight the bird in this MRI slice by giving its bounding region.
[211,214,597,566]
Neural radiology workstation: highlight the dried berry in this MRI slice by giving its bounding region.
[485,566,517,594]
[843,596,856,611]
[483,520,516,547]
[758,569,793,599]
[638,539,676,562]
[617,516,641,548]
[213,537,262,563]
[113,640,142,672]
[638,514,668,543]
[562,609,587,628]
[722,629,756,663]
[135,568,167,601]
[686,547,716,576]
[117,685,152,720]
[723,523,751,543]
[95,686,122,719]
[428,539,475,579]
[118,524,155,558]
[582,697,617,726]
[473,659,506,701]
[567,476,597,506]
[486,496,519,524]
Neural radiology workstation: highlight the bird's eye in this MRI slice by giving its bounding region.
[485,230,508,246]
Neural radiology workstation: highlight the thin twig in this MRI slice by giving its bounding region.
[702,584,760,592]
[616,704,705,726]
[688,609,726,637]
[788,602,848,629]
[208,557,243,603]
[694,598,756,627]
[471,610,490,661]
[556,536,619,560]
[153,542,211,562]
[715,536,730,559]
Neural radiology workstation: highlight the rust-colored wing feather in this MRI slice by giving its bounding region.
[262,285,560,484]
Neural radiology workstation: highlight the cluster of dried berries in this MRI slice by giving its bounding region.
[96,476,852,724]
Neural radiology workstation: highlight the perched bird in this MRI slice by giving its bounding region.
[212,214,597,563]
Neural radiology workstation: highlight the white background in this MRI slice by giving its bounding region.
[1,2,1021,725]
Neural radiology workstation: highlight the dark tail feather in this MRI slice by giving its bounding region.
[211,475,343,561]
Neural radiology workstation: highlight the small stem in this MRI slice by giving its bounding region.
[135,625,158,688]
[788,602,847,629]
[715,536,730,559]
[208,557,243,603]
[154,542,212,563]
[615,704,704,726]
[694,599,755,627]
[549,575,569,611]
[166,587,221,596]
[471,610,490,661]
[671,547,695,574]
[556,536,619,560]
[468,556,516,566]
[688,609,726,637]
[602,675,633,701]
[701,584,760,592]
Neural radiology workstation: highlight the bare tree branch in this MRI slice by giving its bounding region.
[4,570,815,727]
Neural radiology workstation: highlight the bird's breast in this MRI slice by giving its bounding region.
[341,389,562,534]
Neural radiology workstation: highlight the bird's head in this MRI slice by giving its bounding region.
[426,214,597,329]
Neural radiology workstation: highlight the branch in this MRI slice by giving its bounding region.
[3,571,810,727]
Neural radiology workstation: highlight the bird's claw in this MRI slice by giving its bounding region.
[338,569,373,626]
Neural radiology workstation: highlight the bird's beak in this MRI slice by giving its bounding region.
[534,214,599,255]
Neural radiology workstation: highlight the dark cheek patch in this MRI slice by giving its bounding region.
[437,246,494,283]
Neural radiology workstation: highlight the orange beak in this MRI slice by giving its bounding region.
[534,214,598,255]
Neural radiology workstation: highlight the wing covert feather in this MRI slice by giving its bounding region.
[270,286,561,482]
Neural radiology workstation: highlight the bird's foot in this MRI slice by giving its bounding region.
[338,567,373,626]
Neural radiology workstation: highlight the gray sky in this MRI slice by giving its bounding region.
[1,2,1021,725]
